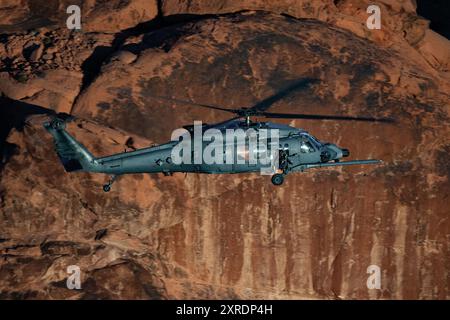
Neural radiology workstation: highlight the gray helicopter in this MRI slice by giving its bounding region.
[44,79,392,192]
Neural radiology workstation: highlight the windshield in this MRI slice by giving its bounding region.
[299,134,317,153]
[307,135,322,149]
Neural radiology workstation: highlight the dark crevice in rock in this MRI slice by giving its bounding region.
[1,142,19,168]
[156,0,164,19]
[72,10,315,114]
[73,10,279,113]
[95,229,108,240]
[0,34,9,43]
[78,45,115,92]
[5,244,37,252]
[0,96,55,170]
[72,12,220,112]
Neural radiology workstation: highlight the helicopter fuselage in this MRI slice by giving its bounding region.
[44,118,380,191]
[73,120,345,173]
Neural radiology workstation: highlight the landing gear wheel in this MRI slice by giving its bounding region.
[271,174,284,186]
[102,175,118,192]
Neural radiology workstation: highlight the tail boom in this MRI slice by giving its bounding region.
[44,118,97,172]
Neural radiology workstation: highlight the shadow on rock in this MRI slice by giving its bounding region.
[0,95,54,168]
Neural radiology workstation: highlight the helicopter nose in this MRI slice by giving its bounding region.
[342,149,350,157]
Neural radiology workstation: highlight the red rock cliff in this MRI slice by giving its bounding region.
[0,0,449,299]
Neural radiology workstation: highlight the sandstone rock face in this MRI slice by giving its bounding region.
[80,0,159,33]
[1,2,449,300]
[161,0,419,44]
[161,0,450,74]
[417,29,450,72]
[162,0,336,20]
[0,0,158,33]
[0,29,115,112]
[0,0,30,26]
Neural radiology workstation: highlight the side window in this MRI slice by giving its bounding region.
[300,141,315,153]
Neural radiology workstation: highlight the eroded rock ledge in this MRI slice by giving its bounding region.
[0,2,449,300]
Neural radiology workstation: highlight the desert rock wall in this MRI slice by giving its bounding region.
[0,1,449,299]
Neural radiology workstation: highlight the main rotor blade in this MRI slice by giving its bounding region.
[248,78,320,113]
[261,112,395,122]
[150,95,237,114]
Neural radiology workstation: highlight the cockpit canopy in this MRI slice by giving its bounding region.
[298,133,322,153]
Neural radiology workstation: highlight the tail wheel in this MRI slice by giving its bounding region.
[271,174,284,186]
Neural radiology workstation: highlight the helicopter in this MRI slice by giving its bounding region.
[44,78,393,192]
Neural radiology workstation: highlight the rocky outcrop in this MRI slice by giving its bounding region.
[2,0,448,113]
[0,2,449,299]
[0,30,115,112]
[0,0,158,33]
[160,0,450,73]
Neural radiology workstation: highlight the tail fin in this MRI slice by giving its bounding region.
[44,117,96,172]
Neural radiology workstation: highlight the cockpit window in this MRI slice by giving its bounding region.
[300,141,315,153]
[309,135,322,148]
